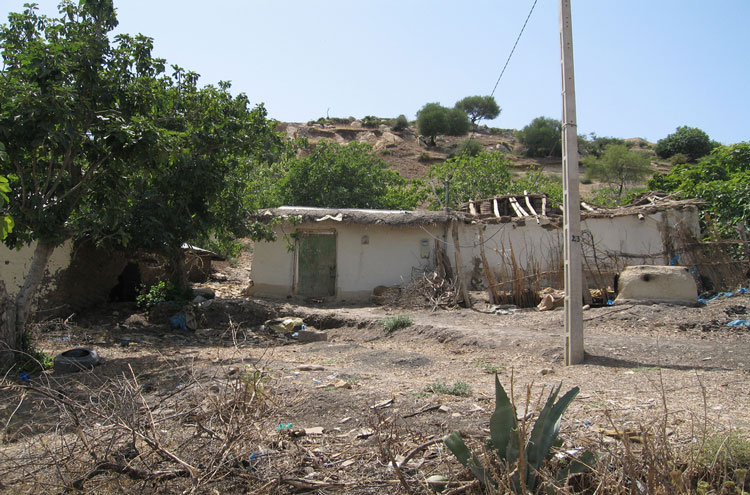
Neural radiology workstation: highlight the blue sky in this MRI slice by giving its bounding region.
[2,1,749,144]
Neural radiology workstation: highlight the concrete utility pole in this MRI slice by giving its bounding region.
[559,0,584,365]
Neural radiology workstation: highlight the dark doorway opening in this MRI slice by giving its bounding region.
[109,262,141,302]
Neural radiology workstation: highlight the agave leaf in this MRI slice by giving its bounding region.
[489,374,518,461]
[556,449,597,483]
[525,385,580,490]
[443,432,492,489]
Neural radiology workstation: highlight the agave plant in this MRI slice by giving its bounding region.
[443,375,582,493]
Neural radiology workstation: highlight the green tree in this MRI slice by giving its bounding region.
[416,103,470,146]
[0,145,12,240]
[276,140,422,209]
[655,126,715,161]
[649,142,750,236]
[579,133,626,158]
[517,116,562,157]
[455,95,501,127]
[508,166,563,206]
[582,143,652,199]
[0,1,284,365]
[426,151,511,209]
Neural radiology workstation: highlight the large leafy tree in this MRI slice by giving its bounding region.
[0,1,284,365]
[454,95,501,127]
[649,142,750,236]
[655,126,715,162]
[275,140,422,210]
[416,103,470,146]
[517,116,562,158]
[426,151,511,209]
[582,143,652,199]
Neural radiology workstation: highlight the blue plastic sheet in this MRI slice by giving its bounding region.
[727,319,750,327]
[698,288,747,304]
[170,312,188,331]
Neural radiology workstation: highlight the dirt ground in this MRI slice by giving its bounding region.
[2,250,749,493]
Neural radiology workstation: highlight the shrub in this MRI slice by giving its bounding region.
[382,315,412,334]
[655,126,715,161]
[454,138,483,157]
[362,115,380,128]
[424,381,472,396]
[136,280,182,311]
[517,116,562,157]
[392,114,409,132]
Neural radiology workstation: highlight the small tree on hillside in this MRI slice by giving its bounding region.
[416,103,470,146]
[455,95,501,127]
[582,143,652,199]
[655,126,715,161]
[517,117,562,157]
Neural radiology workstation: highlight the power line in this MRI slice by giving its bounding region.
[490,0,539,97]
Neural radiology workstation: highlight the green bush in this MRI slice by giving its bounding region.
[137,280,178,311]
[454,139,483,158]
[382,315,412,334]
[362,115,381,128]
[424,381,472,396]
[655,126,715,161]
[517,116,562,157]
[391,114,409,132]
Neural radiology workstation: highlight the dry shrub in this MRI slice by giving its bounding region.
[0,347,285,494]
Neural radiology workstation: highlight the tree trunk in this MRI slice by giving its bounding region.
[169,247,189,293]
[0,281,18,368]
[0,242,55,368]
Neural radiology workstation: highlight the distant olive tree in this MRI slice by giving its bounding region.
[416,103,470,146]
[655,126,716,162]
[455,95,501,127]
[517,116,562,157]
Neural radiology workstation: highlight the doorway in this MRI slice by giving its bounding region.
[296,231,337,298]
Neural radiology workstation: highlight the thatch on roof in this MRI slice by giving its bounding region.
[256,192,703,227]
[255,206,459,226]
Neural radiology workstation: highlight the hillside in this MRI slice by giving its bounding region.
[279,118,665,201]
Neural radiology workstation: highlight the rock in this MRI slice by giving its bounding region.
[193,287,215,299]
[265,317,304,333]
[334,379,351,389]
[192,295,207,304]
[297,329,328,343]
[298,364,325,371]
[537,368,553,376]
[123,313,149,328]
[373,131,403,151]
[350,120,362,128]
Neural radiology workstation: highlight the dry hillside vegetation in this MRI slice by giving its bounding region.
[1,251,748,494]
[281,119,663,198]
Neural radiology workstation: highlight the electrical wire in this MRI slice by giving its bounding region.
[490,0,539,97]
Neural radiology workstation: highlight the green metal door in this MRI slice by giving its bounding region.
[297,232,336,297]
